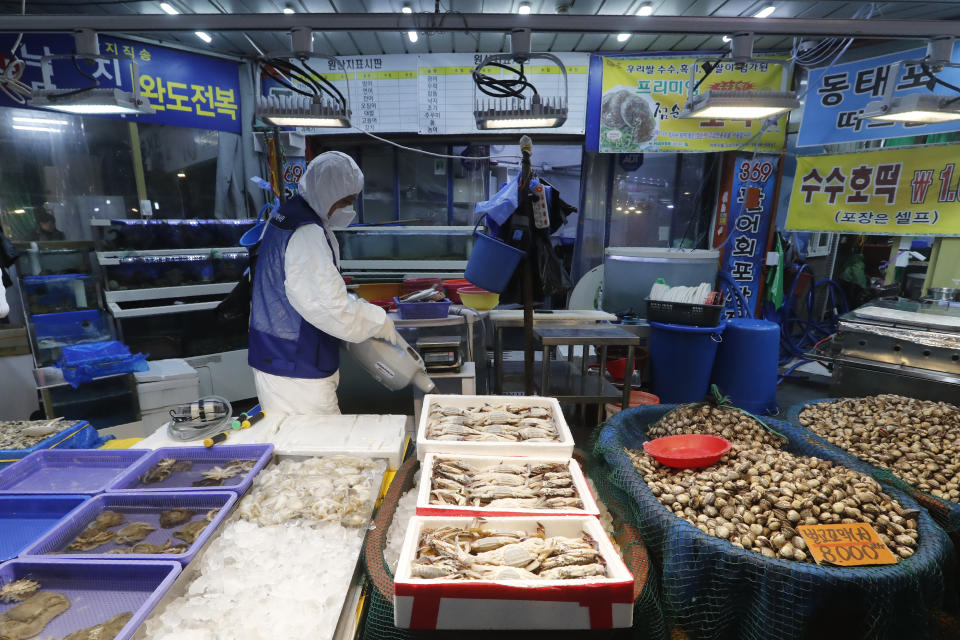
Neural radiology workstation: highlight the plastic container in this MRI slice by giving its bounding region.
[710,318,780,414]
[0,558,181,640]
[646,299,724,327]
[106,444,274,495]
[22,491,236,564]
[0,450,150,495]
[602,247,719,316]
[356,282,403,301]
[0,495,88,562]
[31,310,108,343]
[649,321,725,403]
[643,434,732,469]
[417,395,574,461]
[401,277,442,296]
[134,359,199,412]
[605,390,660,419]
[367,298,396,311]
[464,221,525,294]
[416,454,600,518]
[393,297,452,320]
[457,287,500,310]
[0,420,94,467]
[442,279,472,304]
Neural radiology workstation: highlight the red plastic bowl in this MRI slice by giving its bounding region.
[643,434,732,469]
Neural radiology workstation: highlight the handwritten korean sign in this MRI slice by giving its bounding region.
[0,33,241,133]
[798,523,898,567]
[798,42,960,147]
[596,56,788,153]
[787,143,960,236]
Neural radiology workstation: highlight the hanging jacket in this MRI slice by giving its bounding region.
[247,195,343,379]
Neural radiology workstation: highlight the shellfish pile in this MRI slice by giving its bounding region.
[411,520,606,580]
[647,404,785,448]
[628,442,921,563]
[0,419,79,450]
[798,394,960,502]
[237,456,384,527]
[429,458,583,510]
[60,508,215,555]
[426,403,559,442]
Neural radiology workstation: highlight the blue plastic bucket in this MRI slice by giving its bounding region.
[464,215,525,294]
[649,321,725,403]
[711,318,779,414]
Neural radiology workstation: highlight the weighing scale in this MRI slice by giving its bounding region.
[416,336,462,373]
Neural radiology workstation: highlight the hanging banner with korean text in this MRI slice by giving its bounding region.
[798,43,960,147]
[786,144,960,236]
[594,56,789,153]
[718,153,779,317]
[0,33,241,133]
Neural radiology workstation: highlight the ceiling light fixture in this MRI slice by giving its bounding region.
[518,2,531,15]
[680,33,799,120]
[13,209,26,214]
[12,124,64,132]
[408,31,419,42]
[473,29,568,130]
[159,2,178,14]
[29,30,155,116]
[722,35,731,43]
[195,31,212,44]
[177,172,187,178]
[401,4,412,13]
[617,33,630,43]
[753,4,776,18]
[636,2,653,16]
[283,6,295,13]
[864,43,960,124]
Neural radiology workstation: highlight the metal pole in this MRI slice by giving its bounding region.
[2,14,958,39]
[519,135,535,396]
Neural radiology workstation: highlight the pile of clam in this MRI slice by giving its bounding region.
[628,442,920,563]
[798,395,960,503]
[647,404,785,449]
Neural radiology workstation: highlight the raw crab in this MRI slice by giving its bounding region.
[0,579,40,604]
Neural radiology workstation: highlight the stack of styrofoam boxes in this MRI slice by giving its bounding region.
[134,359,200,437]
[394,395,634,631]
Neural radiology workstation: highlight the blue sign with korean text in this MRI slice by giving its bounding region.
[0,33,240,133]
[798,43,960,147]
[721,154,779,318]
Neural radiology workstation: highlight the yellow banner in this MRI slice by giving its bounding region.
[786,144,960,236]
[599,56,788,153]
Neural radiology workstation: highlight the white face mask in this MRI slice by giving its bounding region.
[328,204,357,228]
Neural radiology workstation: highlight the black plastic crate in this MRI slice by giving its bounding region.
[645,299,724,327]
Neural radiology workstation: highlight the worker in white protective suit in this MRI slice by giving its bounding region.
[247,151,401,415]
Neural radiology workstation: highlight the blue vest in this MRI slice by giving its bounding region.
[248,195,341,379]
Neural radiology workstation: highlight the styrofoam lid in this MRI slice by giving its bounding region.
[605,247,719,260]
[134,358,198,383]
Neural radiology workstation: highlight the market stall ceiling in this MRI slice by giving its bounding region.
[4,0,960,57]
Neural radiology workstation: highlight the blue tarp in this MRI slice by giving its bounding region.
[57,340,149,388]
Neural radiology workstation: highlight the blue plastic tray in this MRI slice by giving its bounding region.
[22,491,237,565]
[106,444,274,495]
[0,420,94,468]
[393,297,452,320]
[0,558,180,640]
[0,496,89,562]
[0,450,150,495]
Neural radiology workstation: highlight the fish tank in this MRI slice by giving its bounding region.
[96,219,255,251]
[105,255,215,290]
[212,251,249,283]
[335,226,474,261]
[30,310,114,366]
[17,247,91,276]
[23,275,99,314]
[118,309,249,360]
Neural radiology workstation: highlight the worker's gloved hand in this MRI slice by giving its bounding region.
[375,315,401,345]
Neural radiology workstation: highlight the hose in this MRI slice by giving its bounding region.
[166,395,234,442]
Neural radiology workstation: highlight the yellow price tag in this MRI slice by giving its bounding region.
[798,523,898,567]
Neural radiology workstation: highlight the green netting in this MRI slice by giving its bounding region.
[593,404,957,640]
[360,451,667,639]
[785,398,960,534]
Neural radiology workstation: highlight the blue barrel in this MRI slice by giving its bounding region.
[711,318,780,414]
[649,321,726,403]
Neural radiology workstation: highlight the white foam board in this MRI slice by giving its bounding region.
[273,414,407,470]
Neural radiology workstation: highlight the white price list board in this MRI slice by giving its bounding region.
[299,54,419,135]
[416,52,589,136]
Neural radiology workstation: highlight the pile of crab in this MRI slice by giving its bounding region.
[429,458,583,510]
[426,403,559,442]
[411,519,607,581]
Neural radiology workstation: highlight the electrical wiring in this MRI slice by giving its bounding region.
[472,61,538,99]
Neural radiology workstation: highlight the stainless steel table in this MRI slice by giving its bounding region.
[535,326,641,410]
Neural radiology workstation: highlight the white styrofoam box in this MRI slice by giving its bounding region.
[417,395,574,461]
[273,414,407,470]
[394,515,634,630]
[134,358,197,383]
[133,412,284,449]
[139,406,175,438]
[417,454,599,518]
[135,359,199,412]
